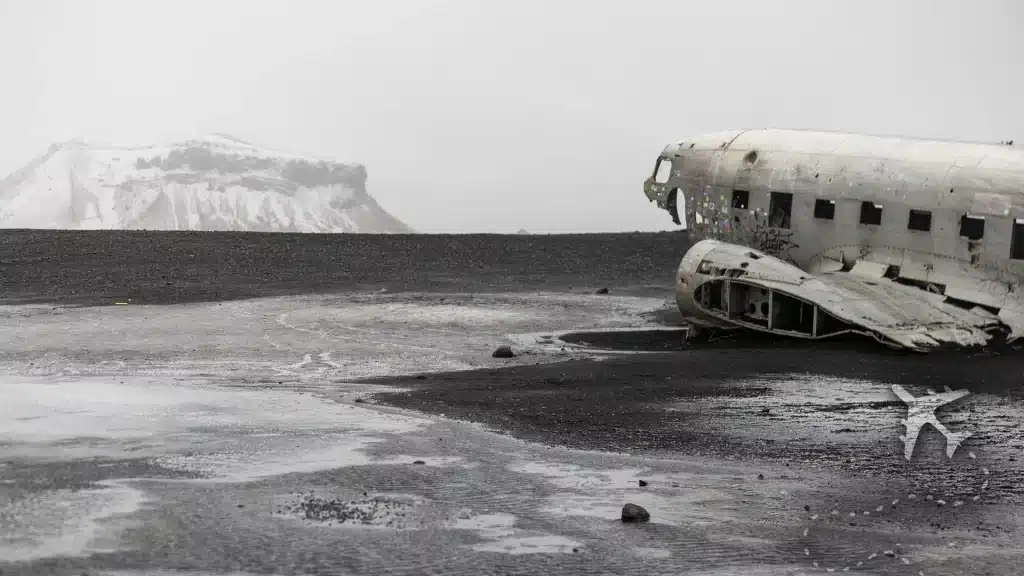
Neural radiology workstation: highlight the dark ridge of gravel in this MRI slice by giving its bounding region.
[362,337,1024,459]
[0,229,690,307]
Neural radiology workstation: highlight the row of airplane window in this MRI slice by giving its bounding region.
[730,189,1024,260]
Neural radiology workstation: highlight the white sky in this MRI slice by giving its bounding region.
[1,0,1021,233]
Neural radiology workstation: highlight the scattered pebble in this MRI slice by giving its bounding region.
[638,480,648,487]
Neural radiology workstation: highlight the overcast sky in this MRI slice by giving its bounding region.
[1,0,1021,233]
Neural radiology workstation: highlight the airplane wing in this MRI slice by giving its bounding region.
[683,241,1003,352]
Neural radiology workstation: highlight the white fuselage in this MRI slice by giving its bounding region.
[643,128,1024,347]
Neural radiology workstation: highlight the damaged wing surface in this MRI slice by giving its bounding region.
[681,240,1003,352]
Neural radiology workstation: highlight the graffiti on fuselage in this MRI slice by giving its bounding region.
[728,213,799,263]
[751,221,799,262]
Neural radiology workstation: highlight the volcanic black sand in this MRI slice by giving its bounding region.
[5,228,1024,466]
[0,228,689,306]
[360,334,1024,456]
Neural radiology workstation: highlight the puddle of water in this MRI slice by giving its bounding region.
[0,480,148,563]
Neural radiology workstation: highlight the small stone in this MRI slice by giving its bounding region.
[760,407,770,415]
[237,504,245,508]
[492,345,515,358]
[354,398,366,403]
[804,505,811,512]
[757,473,764,480]
[595,287,609,294]
[415,375,427,380]
[413,460,426,465]
[621,503,650,523]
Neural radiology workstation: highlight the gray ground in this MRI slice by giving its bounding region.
[1,288,1023,575]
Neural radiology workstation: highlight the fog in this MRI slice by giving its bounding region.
[1,0,1021,233]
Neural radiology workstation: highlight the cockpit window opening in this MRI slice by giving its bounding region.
[654,157,673,184]
[732,189,749,210]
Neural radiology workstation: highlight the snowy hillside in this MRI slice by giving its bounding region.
[0,134,412,233]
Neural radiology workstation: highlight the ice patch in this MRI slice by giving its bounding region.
[152,436,383,482]
[0,480,147,563]
[449,513,580,555]
[510,462,647,490]
[0,376,429,480]
[471,535,580,555]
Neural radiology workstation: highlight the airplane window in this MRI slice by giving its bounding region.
[960,214,985,240]
[732,190,749,210]
[654,157,673,183]
[769,191,792,228]
[908,209,932,232]
[859,201,882,226]
[1012,219,1024,260]
[813,199,835,220]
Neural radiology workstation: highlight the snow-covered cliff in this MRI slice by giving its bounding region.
[0,134,411,233]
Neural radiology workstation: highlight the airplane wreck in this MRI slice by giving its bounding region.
[643,128,1024,352]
